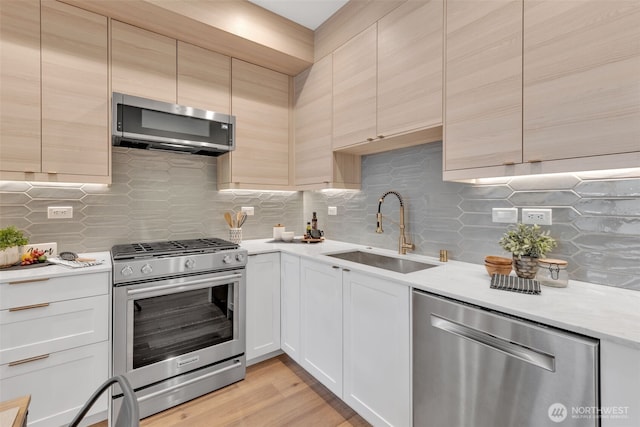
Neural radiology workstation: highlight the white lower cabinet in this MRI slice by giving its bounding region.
[0,270,110,427]
[297,258,411,426]
[280,253,301,363]
[246,252,281,363]
[0,341,108,427]
[343,270,411,427]
[300,258,343,397]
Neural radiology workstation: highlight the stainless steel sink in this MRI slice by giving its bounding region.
[325,250,439,274]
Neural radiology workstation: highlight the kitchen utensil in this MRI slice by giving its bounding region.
[59,251,79,261]
[484,255,512,265]
[484,261,512,277]
[281,231,295,242]
[224,212,234,228]
[236,212,243,229]
[238,213,247,228]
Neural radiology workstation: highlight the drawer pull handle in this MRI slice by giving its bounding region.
[9,354,50,367]
[528,159,542,163]
[9,302,50,312]
[8,277,50,285]
[502,161,515,166]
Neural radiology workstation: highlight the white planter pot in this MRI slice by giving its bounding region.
[0,246,21,267]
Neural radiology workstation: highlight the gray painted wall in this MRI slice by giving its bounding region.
[1,143,638,290]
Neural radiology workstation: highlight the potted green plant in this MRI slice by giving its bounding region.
[499,223,557,279]
[0,226,29,267]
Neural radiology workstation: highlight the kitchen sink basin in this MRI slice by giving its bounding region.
[325,250,439,274]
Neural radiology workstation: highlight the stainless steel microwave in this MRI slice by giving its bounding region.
[112,92,235,156]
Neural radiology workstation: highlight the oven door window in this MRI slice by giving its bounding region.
[132,284,234,369]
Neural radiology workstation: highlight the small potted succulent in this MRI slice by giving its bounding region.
[499,223,557,279]
[0,226,29,267]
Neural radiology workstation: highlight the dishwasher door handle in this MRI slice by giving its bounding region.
[431,314,556,372]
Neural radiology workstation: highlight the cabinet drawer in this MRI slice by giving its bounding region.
[0,340,109,427]
[0,271,109,310]
[0,294,108,365]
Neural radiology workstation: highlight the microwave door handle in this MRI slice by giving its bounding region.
[127,273,242,297]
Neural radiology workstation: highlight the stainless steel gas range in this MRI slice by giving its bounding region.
[111,238,247,420]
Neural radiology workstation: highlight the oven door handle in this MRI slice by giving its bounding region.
[127,273,243,297]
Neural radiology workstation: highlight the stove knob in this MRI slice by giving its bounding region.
[235,253,245,263]
[185,258,196,269]
[121,265,133,277]
[141,264,153,275]
[222,255,232,264]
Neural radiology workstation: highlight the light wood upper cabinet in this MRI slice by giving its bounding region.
[111,21,177,103]
[177,41,230,114]
[41,0,109,177]
[331,5,444,154]
[218,59,289,189]
[444,0,523,171]
[294,55,361,189]
[377,0,443,136]
[332,24,377,150]
[523,0,640,162]
[0,0,41,174]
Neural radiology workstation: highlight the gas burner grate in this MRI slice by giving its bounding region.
[111,238,238,260]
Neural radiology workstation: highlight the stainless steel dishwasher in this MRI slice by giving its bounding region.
[413,290,599,427]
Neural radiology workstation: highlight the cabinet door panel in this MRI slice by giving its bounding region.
[300,259,342,397]
[111,21,176,103]
[0,272,109,310]
[0,294,108,364]
[333,25,377,149]
[523,0,640,161]
[41,0,109,176]
[295,56,333,185]
[343,271,410,427]
[0,0,41,173]
[280,253,301,362]
[177,41,230,114]
[228,59,289,186]
[378,0,443,136]
[445,0,522,170]
[0,341,108,427]
[246,253,280,362]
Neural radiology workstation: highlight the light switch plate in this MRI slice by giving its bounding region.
[492,208,518,223]
[47,206,73,219]
[328,206,337,216]
[241,207,255,216]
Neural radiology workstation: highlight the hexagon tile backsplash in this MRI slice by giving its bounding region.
[1,143,638,290]
[0,147,302,253]
[304,142,640,290]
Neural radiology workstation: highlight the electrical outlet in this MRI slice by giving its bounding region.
[492,208,518,223]
[241,207,254,216]
[47,206,73,219]
[522,208,552,225]
[328,206,337,216]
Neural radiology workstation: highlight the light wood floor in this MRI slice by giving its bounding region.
[91,354,371,427]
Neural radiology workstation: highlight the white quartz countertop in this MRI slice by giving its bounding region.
[0,251,111,282]
[241,239,640,349]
